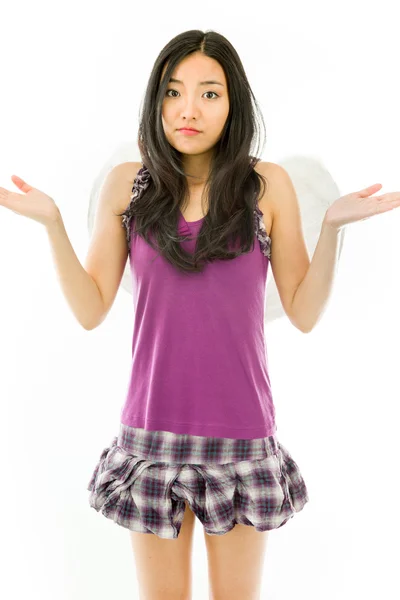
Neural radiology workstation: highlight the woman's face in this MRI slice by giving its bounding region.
[161,52,230,157]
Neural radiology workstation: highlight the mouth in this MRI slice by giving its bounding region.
[178,128,201,133]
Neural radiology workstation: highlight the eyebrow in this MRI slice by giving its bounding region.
[169,77,224,87]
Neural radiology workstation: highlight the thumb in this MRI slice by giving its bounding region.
[359,183,382,196]
[11,175,34,193]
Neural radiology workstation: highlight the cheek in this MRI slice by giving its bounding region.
[211,111,229,131]
[222,102,230,120]
[162,105,174,127]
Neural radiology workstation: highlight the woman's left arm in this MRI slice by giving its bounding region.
[291,183,400,332]
[290,217,341,333]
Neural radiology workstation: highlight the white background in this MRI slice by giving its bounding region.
[0,1,399,598]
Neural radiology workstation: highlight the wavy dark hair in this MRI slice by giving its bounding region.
[117,29,269,274]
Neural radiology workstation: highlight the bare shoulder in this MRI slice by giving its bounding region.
[253,160,280,236]
[112,161,143,214]
[122,161,144,185]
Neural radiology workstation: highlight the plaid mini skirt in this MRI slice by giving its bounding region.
[87,422,309,539]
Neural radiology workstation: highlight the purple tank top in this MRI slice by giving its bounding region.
[120,164,275,440]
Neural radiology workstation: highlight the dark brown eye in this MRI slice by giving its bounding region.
[204,91,219,99]
[165,89,219,99]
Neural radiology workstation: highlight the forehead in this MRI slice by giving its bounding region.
[163,53,226,85]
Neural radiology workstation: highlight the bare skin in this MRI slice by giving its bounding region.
[203,522,269,600]
[129,500,269,600]
[130,501,196,600]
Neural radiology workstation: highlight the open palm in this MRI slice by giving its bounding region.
[0,175,59,226]
[325,183,400,230]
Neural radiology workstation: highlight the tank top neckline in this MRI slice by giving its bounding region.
[179,210,205,226]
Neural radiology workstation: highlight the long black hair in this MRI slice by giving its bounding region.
[117,29,269,274]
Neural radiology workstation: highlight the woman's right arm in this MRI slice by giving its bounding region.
[0,162,140,330]
[45,161,141,330]
[45,213,106,330]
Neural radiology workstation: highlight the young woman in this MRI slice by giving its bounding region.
[2,28,398,600]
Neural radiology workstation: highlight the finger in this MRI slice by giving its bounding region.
[375,193,400,204]
[11,175,33,193]
[11,175,23,188]
[359,183,382,196]
[0,188,13,208]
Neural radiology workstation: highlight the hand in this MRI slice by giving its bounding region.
[0,175,60,227]
[323,183,400,231]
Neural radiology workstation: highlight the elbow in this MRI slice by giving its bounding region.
[289,313,313,334]
[81,319,99,331]
[291,317,313,333]
[299,319,317,333]
[82,312,106,331]
[287,294,313,334]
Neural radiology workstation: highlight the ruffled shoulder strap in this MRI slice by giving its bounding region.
[122,162,271,258]
[250,156,271,258]
[121,164,151,245]
[254,205,271,258]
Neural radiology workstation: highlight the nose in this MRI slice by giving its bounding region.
[179,96,201,121]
